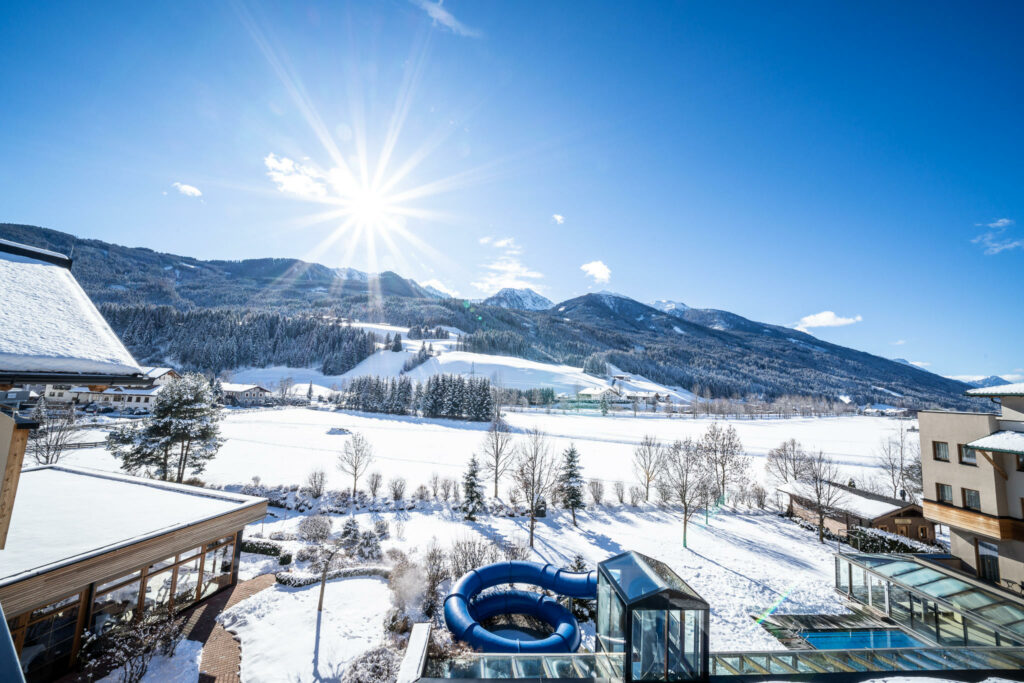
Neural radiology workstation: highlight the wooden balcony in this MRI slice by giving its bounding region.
[923,500,1024,542]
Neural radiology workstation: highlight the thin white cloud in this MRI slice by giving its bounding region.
[421,278,460,298]
[264,153,327,198]
[580,260,611,284]
[478,236,492,245]
[892,339,906,346]
[172,182,202,198]
[409,0,482,38]
[472,239,543,294]
[972,218,1023,255]
[794,310,862,333]
[909,361,930,368]
[552,214,565,225]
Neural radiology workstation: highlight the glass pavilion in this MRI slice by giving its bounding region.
[835,553,1024,648]
[596,552,710,682]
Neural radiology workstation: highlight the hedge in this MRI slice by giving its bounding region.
[275,565,391,587]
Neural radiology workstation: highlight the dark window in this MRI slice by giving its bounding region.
[933,442,949,462]
[962,488,981,511]
[958,444,977,466]
[977,540,1000,583]
[936,483,953,504]
[1017,454,1024,472]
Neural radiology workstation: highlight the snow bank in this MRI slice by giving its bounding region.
[99,639,203,683]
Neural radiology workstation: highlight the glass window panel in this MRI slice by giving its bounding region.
[850,566,869,604]
[976,602,1024,627]
[174,557,201,609]
[29,593,80,622]
[95,570,141,594]
[965,618,999,646]
[148,555,176,573]
[872,560,920,577]
[603,553,663,600]
[936,606,966,646]
[19,596,81,678]
[177,546,203,561]
[890,584,911,624]
[947,589,997,611]
[142,568,174,611]
[894,568,946,587]
[91,579,141,634]
[631,610,667,681]
[977,541,1000,583]
[919,578,973,599]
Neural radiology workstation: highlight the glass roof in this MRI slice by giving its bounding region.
[843,554,1024,640]
[599,551,705,604]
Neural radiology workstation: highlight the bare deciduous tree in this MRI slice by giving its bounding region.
[512,429,558,547]
[664,439,708,547]
[305,468,326,498]
[297,515,345,611]
[28,398,76,465]
[337,432,374,498]
[429,471,442,499]
[587,478,605,505]
[876,422,920,501]
[633,435,665,502]
[614,481,625,504]
[479,418,514,498]
[367,471,383,498]
[701,423,748,505]
[802,449,845,543]
[765,438,809,484]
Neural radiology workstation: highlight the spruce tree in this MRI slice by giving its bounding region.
[462,455,485,521]
[559,444,586,526]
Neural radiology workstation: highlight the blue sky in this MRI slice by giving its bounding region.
[1,1,1022,380]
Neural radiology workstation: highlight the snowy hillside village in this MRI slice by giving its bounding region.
[3,237,1024,683]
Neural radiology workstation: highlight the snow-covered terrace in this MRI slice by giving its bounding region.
[968,430,1024,456]
[0,466,266,587]
[0,239,143,383]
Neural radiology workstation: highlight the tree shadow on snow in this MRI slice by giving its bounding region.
[308,608,346,682]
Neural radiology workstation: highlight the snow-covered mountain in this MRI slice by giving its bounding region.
[968,375,1012,388]
[481,287,552,311]
[650,299,690,314]
[421,284,454,299]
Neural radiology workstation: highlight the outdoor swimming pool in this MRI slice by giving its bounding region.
[800,628,927,650]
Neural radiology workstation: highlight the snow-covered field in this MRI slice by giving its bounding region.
[64,407,910,492]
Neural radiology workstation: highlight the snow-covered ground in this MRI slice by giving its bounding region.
[63,408,907,492]
[218,577,390,683]
[246,503,845,652]
[99,639,203,683]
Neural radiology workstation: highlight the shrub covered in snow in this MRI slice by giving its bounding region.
[340,646,400,683]
[241,539,283,557]
[353,530,383,561]
[374,519,390,540]
[275,565,390,587]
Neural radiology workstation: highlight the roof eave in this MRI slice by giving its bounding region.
[0,371,152,386]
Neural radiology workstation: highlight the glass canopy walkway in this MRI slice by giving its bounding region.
[835,553,1024,647]
[710,646,1024,676]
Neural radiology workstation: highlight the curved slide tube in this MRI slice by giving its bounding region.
[443,560,597,653]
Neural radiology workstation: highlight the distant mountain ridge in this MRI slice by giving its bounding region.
[0,222,979,409]
[968,375,1011,388]
[481,287,553,311]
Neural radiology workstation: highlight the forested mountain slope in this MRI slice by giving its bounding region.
[1,223,977,409]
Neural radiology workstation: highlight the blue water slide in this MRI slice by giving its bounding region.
[443,560,597,653]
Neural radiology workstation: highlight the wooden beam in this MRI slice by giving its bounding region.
[0,414,30,549]
[977,449,1007,480]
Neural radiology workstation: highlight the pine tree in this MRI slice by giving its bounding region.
[599,394,609,416]
[107,373,223,482]
[307,381,313,401]
[462,455,485,521]
[391,333,403,352]
[559,444,586,526]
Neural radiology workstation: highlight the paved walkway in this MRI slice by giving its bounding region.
[181,573,277,683]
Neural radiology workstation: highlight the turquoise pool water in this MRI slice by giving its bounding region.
[800,629,927,650]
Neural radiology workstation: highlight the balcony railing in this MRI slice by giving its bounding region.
[710,646,1024,676]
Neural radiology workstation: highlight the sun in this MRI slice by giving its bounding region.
[344,184,392,228]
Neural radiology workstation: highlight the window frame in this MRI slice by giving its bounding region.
[933,441,950,462]
[936,483,953,505]
[958,444,977,466]
[962,488,981,511]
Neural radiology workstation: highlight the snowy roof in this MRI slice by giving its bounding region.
[967,382,1024,398]
[777,480,910,520]
[579,386,616,396]
[0,466,266,587]
[221,382,270,393]
[968,431,1024,456]
[140,366,178,379]
[100,385,164,396]
[0,240,142,380]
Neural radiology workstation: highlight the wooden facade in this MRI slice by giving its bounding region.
[784,488,935,543]
[0,412,33,549]
[924,500,1024,542]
